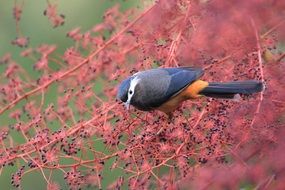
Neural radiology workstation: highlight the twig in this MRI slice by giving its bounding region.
[254,174,276,190]
[0,3,157,116]
[235,18,266,150]
[6,102,119,163]
[261,20,285,39]
[276,52,285,63]
[249,18,265,128]
[165,2,191,67]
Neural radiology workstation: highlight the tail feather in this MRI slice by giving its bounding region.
[200,80,263,98]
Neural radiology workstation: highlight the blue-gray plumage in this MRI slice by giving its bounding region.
[117,67,263,115]
[117,67,203,111]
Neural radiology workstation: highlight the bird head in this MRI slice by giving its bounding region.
[117,76,140,110]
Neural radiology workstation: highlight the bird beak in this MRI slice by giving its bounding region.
[124,101,130,110]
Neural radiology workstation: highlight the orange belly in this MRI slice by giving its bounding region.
[157,80,209,114]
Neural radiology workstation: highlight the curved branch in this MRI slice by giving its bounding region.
[0,3,156,116]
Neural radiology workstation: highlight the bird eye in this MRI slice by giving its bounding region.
[129,90,133,94]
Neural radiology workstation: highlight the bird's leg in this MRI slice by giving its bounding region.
[167,112,173,121]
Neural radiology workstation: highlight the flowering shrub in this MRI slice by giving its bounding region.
[1,0,285,189]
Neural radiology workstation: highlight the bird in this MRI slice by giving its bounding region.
[117,67,263,117]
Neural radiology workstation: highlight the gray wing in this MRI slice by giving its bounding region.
[131,67,204,110]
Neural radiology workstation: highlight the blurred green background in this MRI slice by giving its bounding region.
[0,0,140,189]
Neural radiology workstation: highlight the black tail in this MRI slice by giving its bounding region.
[200,80,263,99]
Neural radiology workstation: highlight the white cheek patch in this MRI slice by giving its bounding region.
[127,77,140,103]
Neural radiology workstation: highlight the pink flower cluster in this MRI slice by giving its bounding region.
[1,0,285,189]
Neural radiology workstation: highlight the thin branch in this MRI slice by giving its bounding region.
[261,20,285,39]
[165,2,191,67]
[276,52,285,63]
[0,3,157,116]
[250,18,265,128]
[6,102,119,163]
